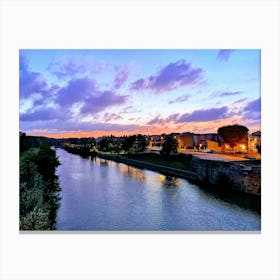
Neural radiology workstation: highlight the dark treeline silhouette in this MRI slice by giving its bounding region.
[20,133,61,230]
[61,134,148,157]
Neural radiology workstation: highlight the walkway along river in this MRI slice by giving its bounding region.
[56,148,261,231]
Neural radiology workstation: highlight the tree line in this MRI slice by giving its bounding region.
[61,134,149,157]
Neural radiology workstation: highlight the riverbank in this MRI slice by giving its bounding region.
[97,152,261,196]
[97,153,199,181]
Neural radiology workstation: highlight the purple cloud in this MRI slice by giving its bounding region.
[56,77,97,106]
[20,119,142,133]
[80,90,128,114]
[232,98,248,104]
[217,50,235,61]
[178,107,229,122]
[130,60,203,93]
[114,67,129,89]
[48,59,87,79]
[103,113,123,122]
[20,107,65,122]
[213,91,242,97]
[242,97,261,120]
[20,54,49,98]
[130,78,146,91]
[168,95,190,104]
[55,77,128,114]
[147,113,179,125]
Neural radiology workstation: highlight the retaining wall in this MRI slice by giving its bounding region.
[186,155,261,195]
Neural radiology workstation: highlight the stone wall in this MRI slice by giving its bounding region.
[186,155,261,195]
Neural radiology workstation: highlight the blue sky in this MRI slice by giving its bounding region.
[19,49,261,138]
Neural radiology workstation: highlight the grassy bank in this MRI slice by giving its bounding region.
[121,153,195,172]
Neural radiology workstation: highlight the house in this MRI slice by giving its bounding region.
[176,132,194,150]
[193,133,221,149]
[248,131,261,157]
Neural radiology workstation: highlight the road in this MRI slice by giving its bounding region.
[180,150,248,162]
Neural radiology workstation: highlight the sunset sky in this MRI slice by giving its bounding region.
[19,49,261,138]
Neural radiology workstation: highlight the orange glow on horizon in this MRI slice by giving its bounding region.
[28,119,261,139]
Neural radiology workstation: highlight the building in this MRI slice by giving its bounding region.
[193,133,221,148]
[206,140,222,152]
[176,132,194,150]
[147,134,165,149]
[248,131,261,157]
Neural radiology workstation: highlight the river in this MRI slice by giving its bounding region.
[56,148,261,231]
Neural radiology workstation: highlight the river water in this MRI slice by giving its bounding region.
[56,149,261,231]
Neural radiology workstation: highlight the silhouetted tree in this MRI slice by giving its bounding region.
[217,124,249,149]
[161,135,178,158]
[133,134,147,153]
[121,135,136,152]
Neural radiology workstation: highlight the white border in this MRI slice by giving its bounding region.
[1,1,280,280]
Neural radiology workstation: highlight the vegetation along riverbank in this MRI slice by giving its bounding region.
[20,133,61,230]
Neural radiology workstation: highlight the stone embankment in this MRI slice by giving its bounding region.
[97,153,261,195]
[185,156,261,195]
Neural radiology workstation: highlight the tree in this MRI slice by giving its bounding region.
[121,135,136,152]
[161,135,178,158]
[36,142,60,182]
[217,124,249,149]
[98,137,112,152]
[133,134,147,153]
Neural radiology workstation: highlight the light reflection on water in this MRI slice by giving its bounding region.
[56,149,261,231]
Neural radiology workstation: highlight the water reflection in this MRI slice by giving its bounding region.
[99,159,109,166]
[118,163,146,182]
[158,175,180,188]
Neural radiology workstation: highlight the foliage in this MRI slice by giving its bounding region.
[217,124,249,148]
[161,135,178,158]
[256,144,261,154]
[121,135,136,152]
[133,134,147,153]
[98,137,113,152]
[20,140,61,230]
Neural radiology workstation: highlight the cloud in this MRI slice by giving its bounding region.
[55,77,129,115]
[168,95,190,104]
[147,113,179,125]
[20,118,142,133]
[114,66,129,89]
[80,90,129,114]
[213,91,242,97]
[178,107,229,122]
[217,50,235,61]
[20,54,49,99]
[20,107,65,122]
[48,59,87,79]
[242,97,261,120]
[56,77,97,106]
[103,113,123,122]
[130,60,203,93]
[146,107,232,125]
[232,98,248,104]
